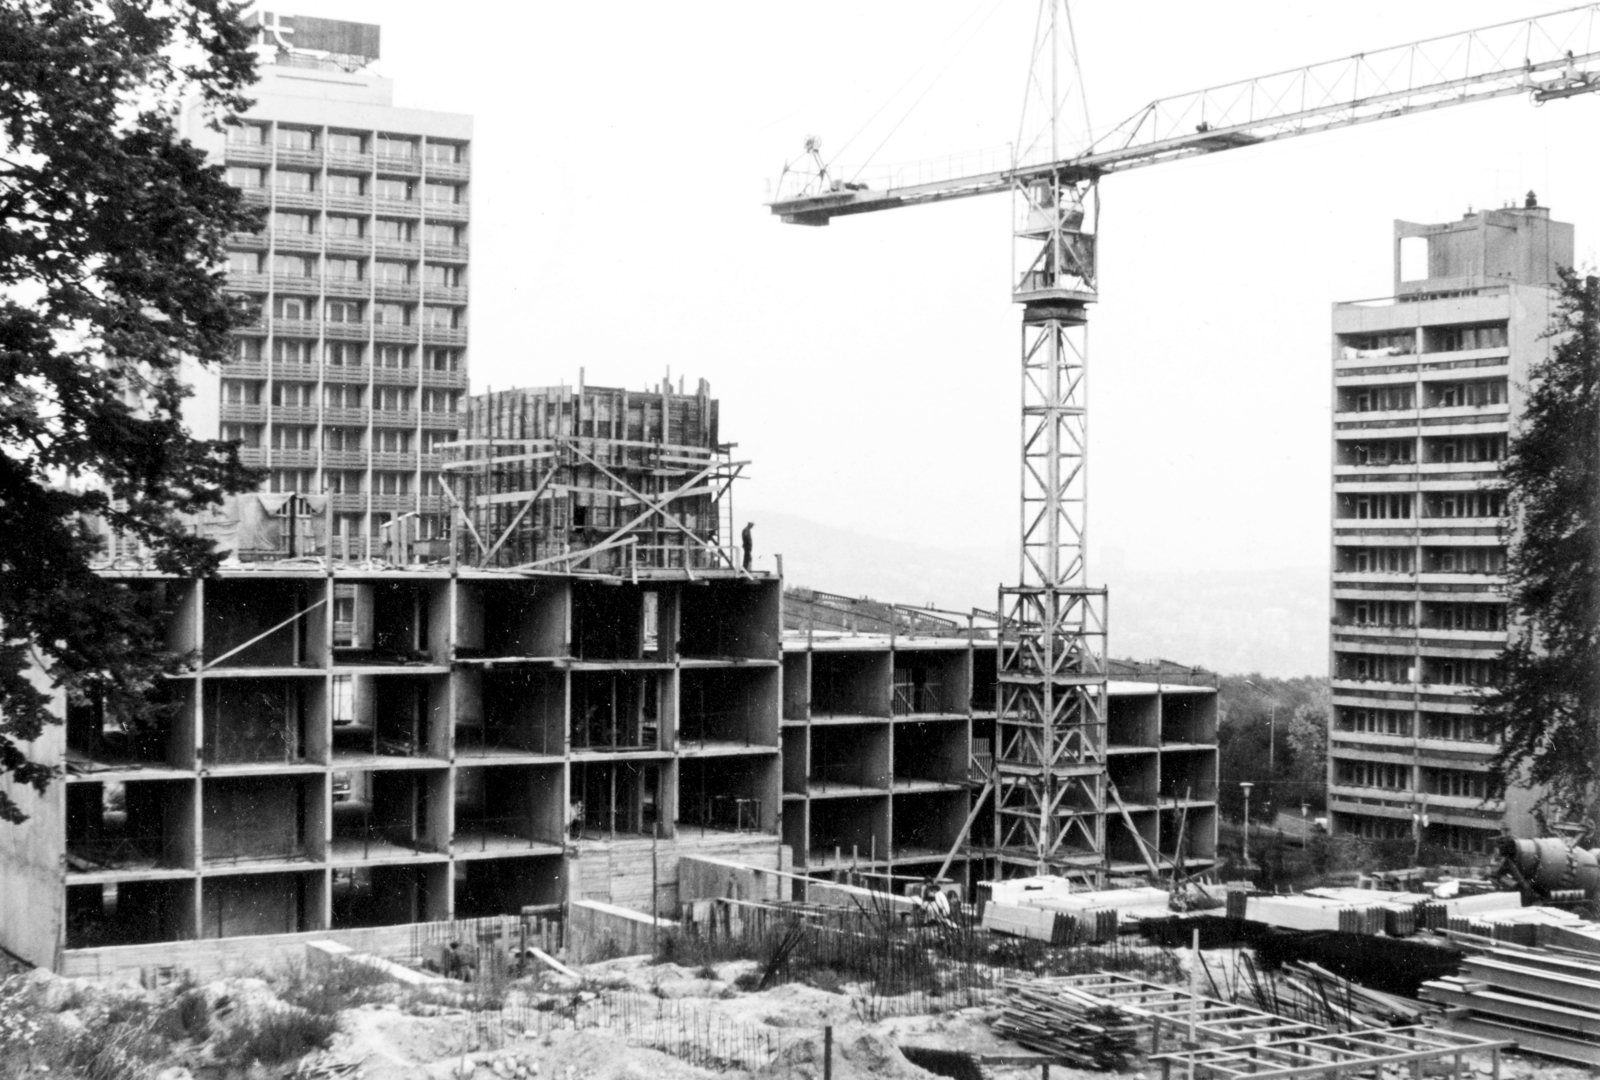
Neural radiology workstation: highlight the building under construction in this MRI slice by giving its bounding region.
[0,378,1214,975]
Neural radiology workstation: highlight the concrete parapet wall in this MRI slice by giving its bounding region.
[61,922,428,982]
[803,879,919,916]
[567,899,677,965]
[677,854,787,904]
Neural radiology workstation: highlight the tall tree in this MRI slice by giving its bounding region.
[0,1,261,823]
[1481,268,1600,822]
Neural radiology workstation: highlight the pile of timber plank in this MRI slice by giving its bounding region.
[1421,944,1600,1066]
[990,980,1143,1070]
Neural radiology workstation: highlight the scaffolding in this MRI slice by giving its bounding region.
[443,377,746,574]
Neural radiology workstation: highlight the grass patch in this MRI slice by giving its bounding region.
[212,1006,338,1066]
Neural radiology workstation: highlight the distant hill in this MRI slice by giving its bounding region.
[750,509,1327,677]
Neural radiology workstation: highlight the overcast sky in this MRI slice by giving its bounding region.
[274,0,1600,586]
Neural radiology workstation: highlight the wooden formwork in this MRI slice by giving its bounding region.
[444,378,744,573]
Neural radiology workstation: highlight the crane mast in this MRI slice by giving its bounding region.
[769,3,1600,883]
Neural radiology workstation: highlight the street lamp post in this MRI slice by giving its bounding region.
[1240,781,1254,869]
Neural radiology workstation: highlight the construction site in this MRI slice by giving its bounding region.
[7,3,1600,1080]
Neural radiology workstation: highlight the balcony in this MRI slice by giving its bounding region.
[421,325,467,346]
[324,194,371,216]
[272,361,319,382]
[222,358,269,379]
[323,277,368,300]
[371,324,416,346]
[423,284,469,304]
[372,409,418,428]
[331,492,368,513]
[369,494,415,512]
[423,200,470,223]
[224,144,272,166]
[371,451,416,470]
[375,197,421,218]
[324,365,371,386]
[270,272,318,293]
[228,231,268,250]
[325,234,370,257]
[274,148,323,171]
[227,272,270,293]
[237,447,266,467]
[220,402,266,423]
[423,241,468,263]
[423,158,470,181]
[271,189,320,212]
[374,240,421,260]
[322,450,366,469]
[270,316,321,338]
[272,231,321,254]
[372,365,418,387]
[421,368,468,389]
[323,407,369,426]
[271,448,318,468]
[420,411,464,431]
[374,281,420,303]
[324,320,370,342]
[417,494,447,514]
[326,151,374,173]
[375,154,422,178]
[270,405,319,425]
[238,188,270,208]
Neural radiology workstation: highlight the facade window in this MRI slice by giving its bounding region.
[274,127,316,151]
[1429,379,1506,408]
[226,123,266,147]
[324,427,360,452]
[421,305,458,329]
[1340,330,1415,357]
[326,215,364,238]
[220,423,261,447]
[377,345,412,369]
[421,389,459,413]
[1343,385,1415,413]
[376,135,417,159]
[1426,324,1508,353]
[234,338,264,362]
[1347,493,1412,520]
[423,223,459,246]
[1425,490,1503,520]
[324,173,365,197]
[373,260,412,283]
[1423,657,1501,687]
[325,257,363,281]
[1425,547,1506,574]
[325,300,363,324]
[375,387,412,411]
[1346,438,1413,466]
[1338,707,1410,736]
[1427,434,1505,464]
[374,219,413,242]
[1424,602,1505,632]
[420,430,453,454]
[1345,547,1412,573]
[421,264,461,288]
[375,178,413,201]
[375,429,412,452]
[423,182,460,204]
[374,471,413,495]
[270,211,314,234]
[272,169,314,193]
[1423,768,1489,800]
[221,380,261,404]
[271,425,315,450]
[327,471,364,494]
[324,383,364,409]
[269,469,315,493]
[227,251,262,275]
[225,166,264,189]
[272,296,312,320]
[1342,652,1410,683]
[427,348,459,372]
[1336,760,1410,790]
[1421,713,1494,743]
[373,303,411,326]
[271,254,315,278]
[324,342,364,367]
[424,141,462,164]
[271,383,316,408]
[326,131,365,155]
[271,339,315,365]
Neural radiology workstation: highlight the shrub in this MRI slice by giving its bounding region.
[212,1006,337,1066]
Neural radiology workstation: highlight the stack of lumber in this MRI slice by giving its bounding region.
[990,980,1143,1070]
[981,902,1117,945]
[1442,905,1589,948]
[1240,888,1525,938]
[980,879,1167,943]
[1421,944,1600,1066]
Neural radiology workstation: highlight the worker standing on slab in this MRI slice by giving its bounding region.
[920,880,953,931]
[741,521,754,571]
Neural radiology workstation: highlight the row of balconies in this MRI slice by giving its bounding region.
[225,144,471,182]
[227,276,469,306]
[242,187,471,223]
[239,449,448,470]
[238,318,468,346]
[219,403,464,429]
[1332,463,1502,478]
[219,362,468,390]
[249,232,469,263]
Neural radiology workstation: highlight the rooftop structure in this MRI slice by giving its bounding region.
[1326,200,1568,855]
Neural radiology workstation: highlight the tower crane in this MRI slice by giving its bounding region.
[768,4,1600,882]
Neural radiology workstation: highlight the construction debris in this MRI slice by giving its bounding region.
[991,980,1144,1070]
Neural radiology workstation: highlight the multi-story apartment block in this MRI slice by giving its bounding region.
[1327,200,1570,855]
[183,14,471,557]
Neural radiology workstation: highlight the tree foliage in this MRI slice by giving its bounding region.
[1482,268,1600,822]
[0,0,260,822]
[1216,673,1329,822]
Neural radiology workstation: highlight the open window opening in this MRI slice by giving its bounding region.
[66,880,193,949]
[66,778,192,873]
[570,670,662,753]
[453,764,564,853]
[570,760,660,840]
[329,768,447,859]
[680,667,777,750]
[202,774,322,865]
[203,677,320,765]
[892,650,968,716]
[456,668,564,758]
[678,755,775,833]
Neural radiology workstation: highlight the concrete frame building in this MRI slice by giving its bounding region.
[1327,202,1570,855]
[182,13,472,556]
